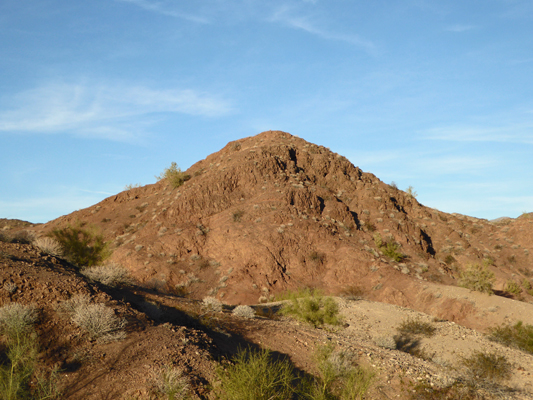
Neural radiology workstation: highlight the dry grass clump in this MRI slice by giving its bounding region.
[458,264,495,294]
[202,297,223,313]
[71,303,126,341]
[33,237,63,257]
[58,295,126,342]
[488,321,533,355]
[81,264,132,287]
[232,305,255,319]
[0,303,37,337]
[151,364,190,400]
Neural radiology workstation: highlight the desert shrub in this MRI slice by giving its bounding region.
[202,297,223,313]
[280,289,341,328]
[152,365,190,400]
[364,221,376,232]
[232,210,244,222]
[0,303,37,339]
[312,343,374,400]
[409,381,480,400]
[156,162,190,189]
[504,280,522,295]
[373,233,406,262]
[0,231,34,245]
[59,297,125,341]
[0,303,39,400]
[49,223,111,267]
[214,348,296,400]
[523,279,532,290]
[458,264,495,294]
[232,305,255,319]
[374,335,396,350]
[34,237,63,257]
[56,294,91,317]
[81,264,131,287]
[444,255,456,265]
[340,285,365,301]
[460,351,511,382]
[124,183,141,190]
[397,317,436,337]
[406,186,418,198]
[71,303,126,341]
[488,321,533,355]
[308,251,326,265]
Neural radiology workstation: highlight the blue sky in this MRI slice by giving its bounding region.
[1,0,532,223]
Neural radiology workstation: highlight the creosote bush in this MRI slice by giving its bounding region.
[458,264,495,295]
[215,348,296,400]
[504,280,522,295]
[461,351,512,383]
[156,162,190,189]
[397,317,436,337]
[488,321,533,355]
[49,223,111,268]
[0,303,60,400]
[279,288,342,328]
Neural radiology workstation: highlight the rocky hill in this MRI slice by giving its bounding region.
[34,130,533,329]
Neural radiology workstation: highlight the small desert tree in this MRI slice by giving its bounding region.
[156,162,190,189]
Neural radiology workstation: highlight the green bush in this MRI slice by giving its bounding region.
[280,289,342,328]
[488,321,533,355]
[49,223,111,267]
[458,264,495,294]
[0,304,38,400]
[0,304,61,400]
[312,343,374,400]
[373,233,406,262]
[214,348,296,400]
[504,280,522,295]
[156,162,190,189]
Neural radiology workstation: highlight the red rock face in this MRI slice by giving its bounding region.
[35,131,533,321]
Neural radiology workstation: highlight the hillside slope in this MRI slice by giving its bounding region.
[36,131,533,328]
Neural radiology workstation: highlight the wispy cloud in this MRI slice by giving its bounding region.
[424,124,533,144]
[0,82,233,141]
[115,0,210,23]
[445,24,476,32]
[269,5,376,52]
